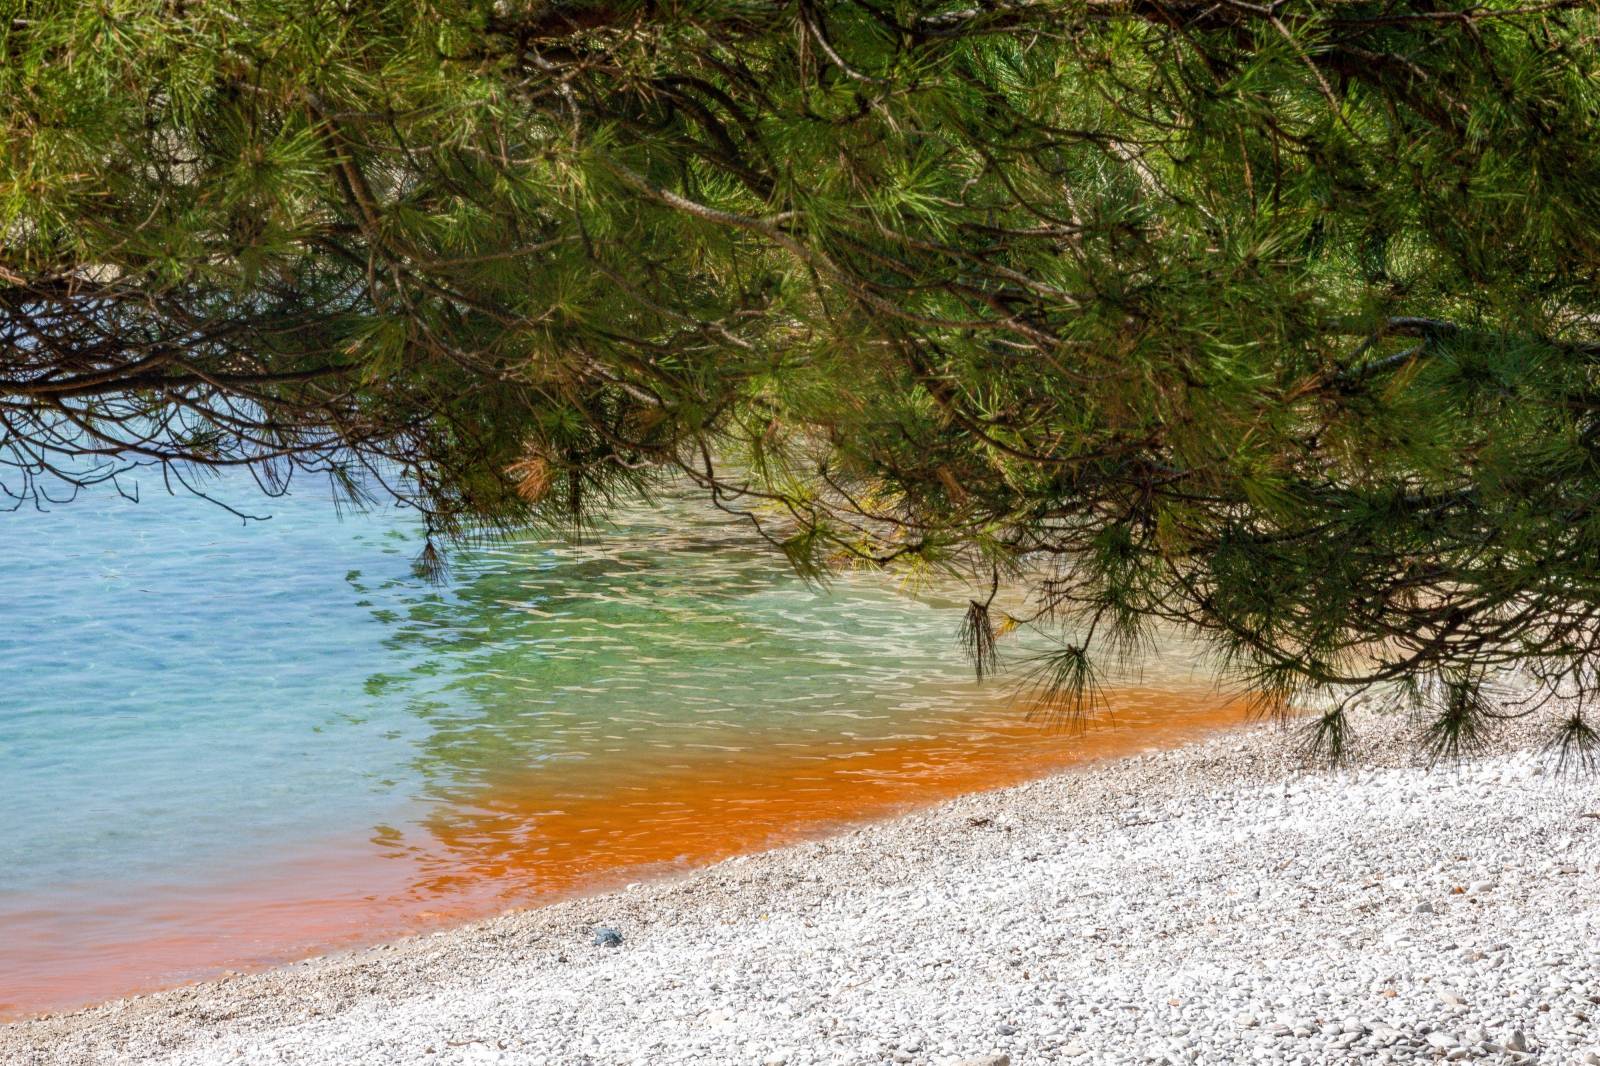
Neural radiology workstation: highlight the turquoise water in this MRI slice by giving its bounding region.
[0,474,1224,1015]
[0,476,1002,1010]
[2,483,434,897]
[0,481,953,883]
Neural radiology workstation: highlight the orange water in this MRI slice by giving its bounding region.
[0,688,1250,1022]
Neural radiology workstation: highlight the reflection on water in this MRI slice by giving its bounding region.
[0,480,1234,1019]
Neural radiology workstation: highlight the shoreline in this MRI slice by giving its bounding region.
[0,690,1255,1025]
[4,706,1598,1065]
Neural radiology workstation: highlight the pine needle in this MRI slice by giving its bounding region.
[411,539,450,585]
[958,598,999,679]
[1545,713,1600,776]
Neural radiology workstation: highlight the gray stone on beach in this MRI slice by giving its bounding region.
[591,926,624,947]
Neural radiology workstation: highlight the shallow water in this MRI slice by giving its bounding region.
[0,476,1237,1018]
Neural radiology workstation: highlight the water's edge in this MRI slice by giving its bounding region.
[3,704,1257,1024]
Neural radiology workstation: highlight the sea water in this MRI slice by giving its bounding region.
[0,474,1233,1016]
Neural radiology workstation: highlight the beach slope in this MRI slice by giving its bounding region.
[4,707,1598,1066]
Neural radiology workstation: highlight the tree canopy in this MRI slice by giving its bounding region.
[5,0,1600,760]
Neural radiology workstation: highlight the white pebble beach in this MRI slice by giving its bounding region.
[4,704,1598,1066]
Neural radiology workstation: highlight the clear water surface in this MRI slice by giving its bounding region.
[0,474,1232,1016]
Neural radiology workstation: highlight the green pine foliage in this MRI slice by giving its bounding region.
[5,0,1600,759]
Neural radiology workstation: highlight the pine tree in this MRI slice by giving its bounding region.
[5,1,1600,760]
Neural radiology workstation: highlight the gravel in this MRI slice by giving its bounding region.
[3,703,1597,1066]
